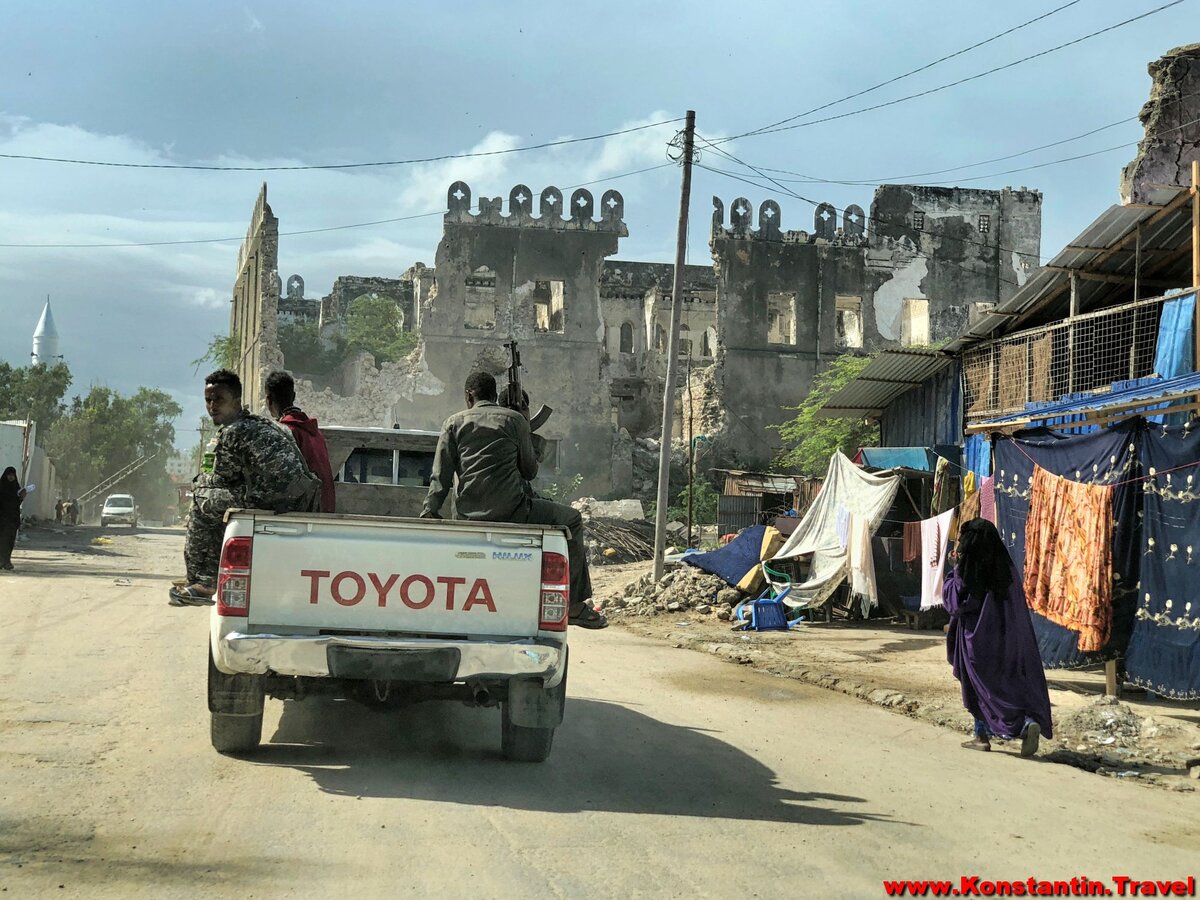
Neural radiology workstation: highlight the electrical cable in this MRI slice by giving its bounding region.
[0,118,684,171]
[0,162,676,249]
[708,0,1187,145]
[707,112,1200,189]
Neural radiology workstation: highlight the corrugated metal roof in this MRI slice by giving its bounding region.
[967,371,1200,430]
[945,185,1195,352]
[816,349,954,418]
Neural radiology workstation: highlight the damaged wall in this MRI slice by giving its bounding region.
[230,183,283,412]
[1121,43,1200,203]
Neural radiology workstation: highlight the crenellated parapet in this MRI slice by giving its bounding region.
[711,196,869,246]
[445,181,628,236]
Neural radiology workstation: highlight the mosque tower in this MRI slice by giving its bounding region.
[31,298,61,365]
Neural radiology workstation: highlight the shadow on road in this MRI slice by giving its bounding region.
[250,696,894,827]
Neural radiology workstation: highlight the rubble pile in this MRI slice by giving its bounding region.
[1054,696,1150,751]
[600,565,744,618]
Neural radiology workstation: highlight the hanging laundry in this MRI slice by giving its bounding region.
[847,513,878,617]
[835,504,851,550]
[1024,465,1115,653]
[902,521,921,563]
[919,508,956,610]
[960,471,980,522]
[930,456,960,516]
[979,475,996,524]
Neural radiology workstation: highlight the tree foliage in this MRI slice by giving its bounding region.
[48,386,182,513]
[344,294,418,365]
[0,361,72,431]
[278,321,342,377]
[192,331,240,374]
[774,354,879,476]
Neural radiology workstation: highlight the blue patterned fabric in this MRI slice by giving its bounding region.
[683,525,767,587]
[1124,422,1200,699]
[992,421,1141,668]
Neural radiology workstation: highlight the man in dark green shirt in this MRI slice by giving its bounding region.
[422,372,606,629]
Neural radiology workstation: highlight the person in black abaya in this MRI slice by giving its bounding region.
[943,518,1053,756]
[0,467,28,571]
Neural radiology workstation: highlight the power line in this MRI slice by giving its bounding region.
[704,111,1200,191]
[0,118,684,171]
[719,0,1087,143]
[708,0,1187,145]
[0,163,676,249]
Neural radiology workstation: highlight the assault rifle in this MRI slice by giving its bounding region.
[500,340,553,441]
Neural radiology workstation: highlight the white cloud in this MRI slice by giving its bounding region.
[244,8,264,32]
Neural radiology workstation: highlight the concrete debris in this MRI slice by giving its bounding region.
[603,565,741,619]
[573,497,645,520]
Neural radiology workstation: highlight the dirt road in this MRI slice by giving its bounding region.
[2,527,1198,898]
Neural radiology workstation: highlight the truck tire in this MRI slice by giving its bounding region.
[500,710,555,763]
[207,646,264,754]
[500,665,567,763]
[210,712,263,754]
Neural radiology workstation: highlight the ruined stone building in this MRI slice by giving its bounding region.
[229,177,1041,500]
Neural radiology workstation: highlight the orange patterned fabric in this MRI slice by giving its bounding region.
[1024,465,1115,653]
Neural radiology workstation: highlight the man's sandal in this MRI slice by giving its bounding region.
[168,584,216,607]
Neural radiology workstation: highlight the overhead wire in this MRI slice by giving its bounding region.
[0,162,676,249]
[716,0,1087,142]
[707,0,1188,145]
[0,118,684,171]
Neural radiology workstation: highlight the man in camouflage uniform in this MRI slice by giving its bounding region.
[171,368,315,607]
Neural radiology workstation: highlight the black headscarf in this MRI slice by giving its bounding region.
[956,518,1014,599]
[0,467,22,520]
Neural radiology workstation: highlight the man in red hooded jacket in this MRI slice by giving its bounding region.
[265,370,336,513]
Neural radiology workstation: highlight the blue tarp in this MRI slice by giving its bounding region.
[683,524,767,588]
[1124,423,1200,699]
[964,433,992,479]
[1152,290,1196,379]
[986,371,1200,427]
[857,447,933,471]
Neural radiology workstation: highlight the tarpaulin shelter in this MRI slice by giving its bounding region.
[771,452,900,608]
[682,524,785,593]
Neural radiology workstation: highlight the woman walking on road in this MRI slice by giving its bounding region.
[943,518,1053,756]
[0,467,28,571]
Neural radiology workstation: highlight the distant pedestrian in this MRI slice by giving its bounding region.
[54,499,64,524]
[265,370,337,513]
[942,518,1053,756]
[67,498,79,526]
[0,467,28,571]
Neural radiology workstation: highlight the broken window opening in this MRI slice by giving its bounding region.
[678,323,692,358]
[701,327,714,358]
[978,214,991,234]
[533,280,566,333]
[619,321,634,354]
[912,211,925,231]
[835,295,864,349]
[767,292,797,345]
[464,266,497,330]
[655,323,666,352]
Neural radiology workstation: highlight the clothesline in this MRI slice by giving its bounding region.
[1000,437,1200,489]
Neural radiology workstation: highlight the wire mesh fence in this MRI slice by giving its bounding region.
[963,294,1168,421]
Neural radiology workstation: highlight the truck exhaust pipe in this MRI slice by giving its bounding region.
[471,685,492,706]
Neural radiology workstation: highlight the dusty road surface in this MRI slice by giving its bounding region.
[2,527,1198,898]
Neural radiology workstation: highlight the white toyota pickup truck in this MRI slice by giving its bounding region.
[207,509,570,762]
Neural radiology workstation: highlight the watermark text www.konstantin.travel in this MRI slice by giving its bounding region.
[882,875,1196,897]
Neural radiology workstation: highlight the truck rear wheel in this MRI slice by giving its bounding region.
[208,646,264,754]
[210,712,263,754]
[500,710,555,763]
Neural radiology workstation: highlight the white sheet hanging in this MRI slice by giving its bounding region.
[771,452,900,608]
[847,512,878,617]
[919,508,956,611]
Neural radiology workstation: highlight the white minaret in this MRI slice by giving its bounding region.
[31,299,61,365]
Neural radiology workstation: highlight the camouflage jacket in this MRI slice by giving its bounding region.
[212,410,313,510]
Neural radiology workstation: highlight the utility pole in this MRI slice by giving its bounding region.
[652,110,696,582]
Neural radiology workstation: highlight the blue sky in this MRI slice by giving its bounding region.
[0,0,1193,446]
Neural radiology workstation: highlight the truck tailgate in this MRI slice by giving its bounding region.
[245,517,544,637]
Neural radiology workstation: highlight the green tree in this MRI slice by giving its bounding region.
[774,354,879,475]
[278,321,343,377]
[48,386,182,514]
[192,331,240,374]
[0,361,72,431]
[344,294,418,366]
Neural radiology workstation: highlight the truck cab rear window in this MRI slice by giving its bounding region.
[338,449,433,487]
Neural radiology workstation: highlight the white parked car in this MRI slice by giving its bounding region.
[101,494,138,527]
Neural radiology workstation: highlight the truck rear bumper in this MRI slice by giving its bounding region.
[215,632,566,687]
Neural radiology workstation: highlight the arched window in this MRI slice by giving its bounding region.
[678,323,692,358]
[619,322,634,354]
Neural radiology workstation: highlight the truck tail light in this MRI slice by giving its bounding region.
[539,551,568,632]
[217,536,253,618]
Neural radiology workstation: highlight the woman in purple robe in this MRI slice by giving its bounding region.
[943,518,1053,756]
